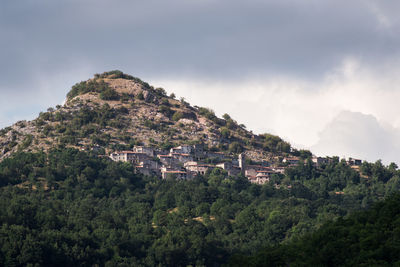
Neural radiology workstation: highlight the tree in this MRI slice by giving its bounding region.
[220,127,230,139]
[222,113,231,121]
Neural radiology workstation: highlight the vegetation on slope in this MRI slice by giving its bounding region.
[231,193,400,266]
[0,149,399,266]
[0,70,295,162]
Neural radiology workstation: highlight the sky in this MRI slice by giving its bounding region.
[1,0,400,164]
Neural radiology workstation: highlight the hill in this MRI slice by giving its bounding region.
[0,70,291,164]
[1,71,400,266]
[231,193,400,266]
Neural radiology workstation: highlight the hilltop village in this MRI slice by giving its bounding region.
[110,144,363,184]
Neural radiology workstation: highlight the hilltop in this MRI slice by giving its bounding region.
[0,70,293,163]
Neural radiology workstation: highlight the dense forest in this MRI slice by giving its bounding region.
[231,193,400,266]
[1,148,400,266]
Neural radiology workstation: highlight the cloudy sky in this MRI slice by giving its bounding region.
[2,0,400,164]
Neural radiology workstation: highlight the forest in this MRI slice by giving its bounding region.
[231,193,400,266]
[0,148,400,266]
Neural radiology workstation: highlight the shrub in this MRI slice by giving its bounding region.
[155,88,167,96]
[100,88,119,100]
[220,127,230,139]
[172,111,184,121]
[159,105,173,117]
[137,92,144,100]
[261,133,291,153]
[20,135,33,150]
[67,80,114,100]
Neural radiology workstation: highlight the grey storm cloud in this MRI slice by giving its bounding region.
[1,0,400,87]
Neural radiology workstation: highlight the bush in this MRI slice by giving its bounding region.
[19,135,33,150]
[137,92,144,100]
[100,88,119,100]
[67,80,114,100]
[172,111,184,121]
[261,133,291,153]
[159,105,173,118]
[220,127,230,139]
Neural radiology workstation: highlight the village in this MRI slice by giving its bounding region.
[109,144,363,185]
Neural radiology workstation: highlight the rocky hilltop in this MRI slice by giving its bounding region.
[0,70,294,163]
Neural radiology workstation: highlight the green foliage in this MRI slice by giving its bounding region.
[222,113,231,121]
[233,194,400,266]
[198,107,217,120]
[67,80,119,100]
[94,70,152,89]
[99,87,119,100]
[172,111,184,121]
[0,148,399,266]
[220,127,231,139]
[261,133,291,153]
[155,87,167,96]
[95,70,134,79]
[136,92,144,100]
[293,149,313,159]
[19,135,33,150]
[159,105,174,118]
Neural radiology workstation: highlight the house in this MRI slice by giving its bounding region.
[184,161,198,168]
[312,156,329,167]
[347,157,362,166]
[184,162,215,175]
[256,168,275,177]
[216,162,241,176]
[171,153,193,163]
[133,146,155,157]
[192,144,205,160]
[139,159,161,173]
[158,154,180,168]
[245,169,257,178]
[170,145,192,154]
[110,151,151,164]
[282,157,300,165]
[244,165,275,178]
[135,165,152,176]
[110,151,134,162]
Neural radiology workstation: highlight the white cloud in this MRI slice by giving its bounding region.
[151,56,400,164]
[312,111,400,164]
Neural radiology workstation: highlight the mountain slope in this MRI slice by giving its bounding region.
[0,70,291,162]
[230,193,400,266]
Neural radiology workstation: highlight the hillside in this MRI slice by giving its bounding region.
[1,71,400,266]
[231,193,400,266]
[0,70,291,163]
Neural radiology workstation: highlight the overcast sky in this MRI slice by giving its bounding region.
[2,0,400,164]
